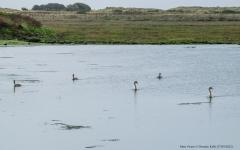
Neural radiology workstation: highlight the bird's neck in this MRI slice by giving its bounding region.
[134,83,137,90]
[209,89,212,97]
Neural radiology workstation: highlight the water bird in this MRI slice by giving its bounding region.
[14,80,22,87]
[207,87,213,98]
[134,81,138,91]
[72,74,78,80]
[157,73,162,79]
[4,43,7,45]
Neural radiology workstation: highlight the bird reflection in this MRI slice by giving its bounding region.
[208,97,212,107]
[134,90,138,123]
[134,90,137,107]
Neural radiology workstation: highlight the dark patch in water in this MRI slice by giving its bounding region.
[56,53,72,54]
[0,57,14,58]
[89,64,98,65]
[102,139,119,141]
[179,102,210,105]
[109,117,115,119]
[85,145,104,148]
[63,125,91,130]
[52,120,61,121]
[51,123,91,130]
[6,74,24,76]
[20,80,40,83]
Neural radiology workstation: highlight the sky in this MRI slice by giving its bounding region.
[1,0,239,10]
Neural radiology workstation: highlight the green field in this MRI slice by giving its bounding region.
[38,19,240,44]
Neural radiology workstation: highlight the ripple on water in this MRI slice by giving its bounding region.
[20,80,41,83]
[36,64,47,66]
[89,64,98,65]
[56,53,73,54]
[5,74,27,76]
[37,71,58,72]
[102,139,119,141]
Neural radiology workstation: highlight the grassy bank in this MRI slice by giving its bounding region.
[0,11,55,43]
[37,19,240,44]
[1,9,240,45]
[0,40,48,45]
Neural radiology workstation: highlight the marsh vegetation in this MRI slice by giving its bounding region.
[1,6,240,45]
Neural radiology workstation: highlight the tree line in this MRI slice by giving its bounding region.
[31,3,91,11]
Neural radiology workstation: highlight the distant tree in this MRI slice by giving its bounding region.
[45,3,65,11]
[65,4,78,11]
[32,3,65,11]
[66,3,91,11]
[32,5,40,10]
[21,7,28,11]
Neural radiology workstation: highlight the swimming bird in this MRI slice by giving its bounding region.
[207,87,213,98]
[157,73,162,79]
[72,74,78,80]
[134,81,138,91]
[14,80,22,87]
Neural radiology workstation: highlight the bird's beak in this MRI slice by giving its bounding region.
[136,82,138,84]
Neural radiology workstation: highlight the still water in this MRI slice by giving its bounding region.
[0,45,240,150]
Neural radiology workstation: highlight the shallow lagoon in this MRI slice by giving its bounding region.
[0,45,240,150]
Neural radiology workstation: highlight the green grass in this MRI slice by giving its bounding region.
[0,40,48,45]
[38,20,240,44]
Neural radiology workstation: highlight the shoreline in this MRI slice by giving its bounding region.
[1,40,239,45]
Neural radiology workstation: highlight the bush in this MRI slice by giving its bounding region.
[26,38,41,42]
[113,10,122,14]
[147,9,159,12]
[66,3,91,11]
[21,7,28,11]
[32,3,66,11]
[222,10,236,13]
[76,10,88,14]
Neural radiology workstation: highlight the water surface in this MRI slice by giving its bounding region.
[0,45,240,150]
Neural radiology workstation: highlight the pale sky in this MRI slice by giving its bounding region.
[1,0,239,10]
